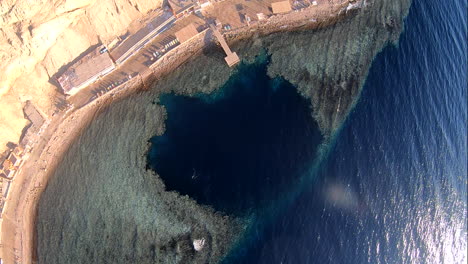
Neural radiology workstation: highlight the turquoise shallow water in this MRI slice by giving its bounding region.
[36,0,466,263]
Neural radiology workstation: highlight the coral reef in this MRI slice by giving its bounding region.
[264,0,411,136]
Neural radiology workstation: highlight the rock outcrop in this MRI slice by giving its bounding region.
[0,0,162,153]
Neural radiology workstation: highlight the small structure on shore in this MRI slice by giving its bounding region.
[209,24,240,67]
[175,23,199,43]
[195,0,212,13]
[24,101,45,130]
[17,101,46,151]
[0,177,11,214]
[0,152,21,179]
[1,179,11,202]
[257,13,267,21]
[2,169,12,179]
[271,0,292,14]
[57,45,115,96]
[168,0,196,18]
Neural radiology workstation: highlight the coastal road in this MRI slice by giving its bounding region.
[0,111,68,263]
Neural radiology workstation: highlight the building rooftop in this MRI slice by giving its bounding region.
[110,11,174,63]
[7,154,17,166]
[23,101,45,130]
[2,180,10,198]
[13,146,24,156]
[57,45,115,95]
[2,160,11,170]
[175,23,199,43]
[272,0,292,13]
[168,0,196,15]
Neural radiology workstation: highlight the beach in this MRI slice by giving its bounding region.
[0,1,361,263]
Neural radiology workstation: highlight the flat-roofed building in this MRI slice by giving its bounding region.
[13,146,24,157]
[2,169,12,179]
[110,11,175,64]
[175,23,199,43]
[19,101,45,150]
[2,180,11,198]
[7,154,17,167]
[57,45,115,96]
[1,154,18,179]
[0,201,5,215]
[199,0,212,9]
[2,160,12,171]
[0,154,6,167]
[24,101,45,130]
[0,178,5,214]
[272,0,292,14]
[168,0,196,18]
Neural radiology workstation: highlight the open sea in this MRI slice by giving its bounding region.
[37,0,467,263]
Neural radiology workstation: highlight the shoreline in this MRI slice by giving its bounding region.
[0,2,358,263]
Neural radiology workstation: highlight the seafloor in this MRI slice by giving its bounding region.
[36,0,412,263]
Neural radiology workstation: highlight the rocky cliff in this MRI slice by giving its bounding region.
[0,0,162,154]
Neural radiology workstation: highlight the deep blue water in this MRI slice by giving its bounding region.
[148,0,467,262]
[147,56,323,215]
